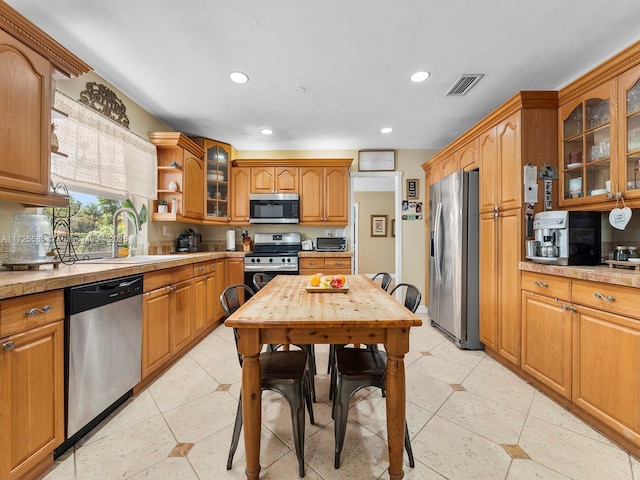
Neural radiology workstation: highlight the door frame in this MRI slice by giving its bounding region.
[350,171,403,287]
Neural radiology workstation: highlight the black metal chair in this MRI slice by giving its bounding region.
[221,284,314,477]
[389,283,422,314]
[371,272,393,291]
[252,272,273,291]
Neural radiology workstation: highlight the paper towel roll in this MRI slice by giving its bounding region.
[226,230,236,251]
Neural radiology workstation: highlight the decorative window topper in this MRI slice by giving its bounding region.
[79,81,130,129]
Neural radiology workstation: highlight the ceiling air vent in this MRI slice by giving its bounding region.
[445,74,484,96]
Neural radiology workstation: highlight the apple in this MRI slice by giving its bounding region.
[330,275,345,288]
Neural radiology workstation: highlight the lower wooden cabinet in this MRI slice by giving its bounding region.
[142,286,172,379]
[225,257,244,286]
[0,321,64,480]
[171,278,195,355]
[299,256,352,275]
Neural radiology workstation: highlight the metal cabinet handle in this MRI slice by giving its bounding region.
[26,305,51,317]
[309,261,317,265]
[3,341,15,351]
[594,292,614,302]
[562,304,577,312]
[198,266,206,271]
[534,281,548,288]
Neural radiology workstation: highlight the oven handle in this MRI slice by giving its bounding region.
[244,265,298,272]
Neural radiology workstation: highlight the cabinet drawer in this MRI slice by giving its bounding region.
[300,258,325,270]
[325,257,351,270]
[194,261,212,276]
[521,271,570,301]
[0,290,64,337]
[144,269,173,292]
[173,264,194,282]
[572,280,640,320]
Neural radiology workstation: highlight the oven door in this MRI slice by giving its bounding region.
[244,266,298,289]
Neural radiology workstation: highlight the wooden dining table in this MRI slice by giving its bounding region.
[224,274,422,479]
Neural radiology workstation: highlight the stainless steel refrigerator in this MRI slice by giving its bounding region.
[428,169,483,350]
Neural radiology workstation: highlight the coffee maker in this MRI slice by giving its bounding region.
[529,211,601,265]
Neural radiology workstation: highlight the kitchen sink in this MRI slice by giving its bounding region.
[86,255,179,264]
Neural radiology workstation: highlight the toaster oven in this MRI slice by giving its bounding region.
[315,237,346,252]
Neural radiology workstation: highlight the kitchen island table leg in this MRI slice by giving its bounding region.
[385,328,409,480]
[237,329,262,479]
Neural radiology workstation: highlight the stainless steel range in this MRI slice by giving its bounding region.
[243,232,302,286]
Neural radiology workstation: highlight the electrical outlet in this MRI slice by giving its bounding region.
[162,225,170,236]
[325,228,332,237]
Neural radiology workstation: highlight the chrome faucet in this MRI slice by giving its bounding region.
[112,207,141,258]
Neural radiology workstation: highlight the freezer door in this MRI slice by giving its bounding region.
[428,179,440,321]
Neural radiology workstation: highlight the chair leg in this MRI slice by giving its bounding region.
[333,376,353,469]
[304,371,315,424]
[404,420,415,468]
[287,385,306,477]
[227,395,244,470]
[301,344,317,403]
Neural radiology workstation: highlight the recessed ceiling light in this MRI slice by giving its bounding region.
[261,128,273,135]
[229,71,249,84]
[410,71,430,83]
[381,127,393,134]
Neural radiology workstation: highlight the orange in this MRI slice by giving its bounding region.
[309,274,321,286]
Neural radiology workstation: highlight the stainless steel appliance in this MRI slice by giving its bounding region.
[528,211,601,265]
[428,169,483,350]
[55,275,143,457]
[315,237,346,252]
[175,229,201,252]
[243,232,301,286]
[249,193,299,224]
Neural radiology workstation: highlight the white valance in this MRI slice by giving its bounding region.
[52,92,157,199]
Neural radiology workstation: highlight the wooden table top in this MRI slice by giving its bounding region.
[224,274,423,330]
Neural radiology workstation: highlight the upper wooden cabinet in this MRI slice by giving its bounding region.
[190,137,233,223]
[0,3,90,207]
[250,166,298,193]
[232,159,353,226]
[149,132,205,222]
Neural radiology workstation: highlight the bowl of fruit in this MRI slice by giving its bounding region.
[306,273,348,293]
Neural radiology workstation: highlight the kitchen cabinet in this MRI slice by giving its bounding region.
[617,64,640,201]
[0,289,65,480]
[520,271,572,399]
[190,137,233,223]
[225,257,244,286]
[299,255,352,275]
[230,167,251,223]
[299,165,349,225]
[141,285,172,379]
[250,166,298,193]
[193,260,222,336]
[149,132,205,222]
[0,4,90,208]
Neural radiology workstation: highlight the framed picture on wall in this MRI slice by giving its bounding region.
[371,214,388,237]
[406,178,419,199]
[358,150,396,171]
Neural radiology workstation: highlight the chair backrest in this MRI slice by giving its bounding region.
[389,283,422,313]
[220,283,255,317]
[252,272,273,291]
[371,272,392,291]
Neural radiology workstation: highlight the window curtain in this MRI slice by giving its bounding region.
[52,92,157,199]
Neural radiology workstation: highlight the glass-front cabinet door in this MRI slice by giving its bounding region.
[618,65,640,200]
[204,141,230,222]
[559,81,615,206]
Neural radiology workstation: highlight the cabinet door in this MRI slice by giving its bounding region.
[172,279,194,354]
[573,305,640,437]
[497,208,521,365]
[142,287,172,379]
[497,112,521,210]
[251,167,274,193]
[299,166,324,222]
[0,321,64,480]
[205,273,218,327]
[478,212,497,350]
[521,292,572,398]
[230,167,250,222]
[275,166,298,193]
[182,153,204,219]
[225,257,244,286]
[214,259,226,321]
[617,65,640,200]
[458,138,479,171]
[0,29,52,194]
[441,153,458,177]
[324,166,349,223]
[479,126,498,213]
[193,275,207,336]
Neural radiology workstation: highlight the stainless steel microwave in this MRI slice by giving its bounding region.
[249,193,299,224]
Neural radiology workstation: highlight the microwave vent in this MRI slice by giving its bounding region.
[445,74,484,96]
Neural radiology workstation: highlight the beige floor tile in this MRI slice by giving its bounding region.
[506,459,573,479]
[41,449,76,480]
[407,351,480,385]
[437,390,527,444]
[394,461,448,480]
[260,450,324,479]
[631,456,640,477]
[127,457,199,480]
[403,368,454,413]
[74,415,175,480]
[519,416,633,479]
[148,355,219,412]
[163,390,239,443]
[411,415,512,480]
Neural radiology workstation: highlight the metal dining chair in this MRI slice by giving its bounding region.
[221,284,314,477]
[252,272,273,291]
[371,272,393,291]
[389,283,422,313]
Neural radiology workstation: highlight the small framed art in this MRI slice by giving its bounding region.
[358,150,396,171]
[371,214,388,237]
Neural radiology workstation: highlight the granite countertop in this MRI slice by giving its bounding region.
[519,261,640,288]
[298,251,353,257]
[0,252,245,299]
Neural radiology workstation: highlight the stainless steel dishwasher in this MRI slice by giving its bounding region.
[56,274,143,457]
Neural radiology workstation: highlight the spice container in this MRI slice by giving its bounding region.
[628,246,639,259]
[614,245,629,261]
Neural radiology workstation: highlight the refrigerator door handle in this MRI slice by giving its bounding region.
[434,201,443,281]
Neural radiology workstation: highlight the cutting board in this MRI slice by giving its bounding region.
[305,284,349,293]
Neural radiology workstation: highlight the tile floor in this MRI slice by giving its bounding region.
[41,314,640,480]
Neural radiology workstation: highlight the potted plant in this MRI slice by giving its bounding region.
[157,199,168,213]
